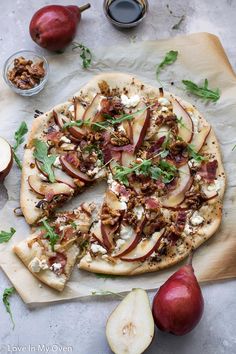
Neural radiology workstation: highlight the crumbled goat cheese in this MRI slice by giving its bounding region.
[54,156,62,168]
[184,223,193,235]
[195,174,202,181]
[158,97,170,106]
[87,166,99,177]
[68,105,74,113]
[133,205,144,220]
[60,136,71,143]
[120,225,135,240]
[60,143,76,151]
[91,243,107,255]
[121,94,140,108]
[160,106,169,112]
[115,239,126,249]
[118,124,126,133]
[50,262,62,272]
[190,211,205,226]
[56,216,67,223]
[188,158,201,168]
[29,257,48,273]
[207,179,222,193]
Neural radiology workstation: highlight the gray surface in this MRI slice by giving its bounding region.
[0,0,236,353]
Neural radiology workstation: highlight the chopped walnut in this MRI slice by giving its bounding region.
[110,131,130,146]
[156,113,177,133]
[7,56,45,90]
[169,141,188,156]
[185,184,206,209]
[143,210,166,236]
[101,204,120,226]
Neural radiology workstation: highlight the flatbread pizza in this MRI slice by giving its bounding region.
[14,72,226,290]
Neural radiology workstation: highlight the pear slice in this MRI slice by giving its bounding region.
[106,289,154,354]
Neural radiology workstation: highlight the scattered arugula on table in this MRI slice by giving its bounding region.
[72,42,92,69]
[2,287,15,329]
[33,139,56,183]
[41,220,59,251]
[0,228,16,244]
[182,79,220,102]
[232,145,236,151]
[156,50,178,80]
[12,121,28,169]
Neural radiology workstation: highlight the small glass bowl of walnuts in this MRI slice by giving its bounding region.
[3,50,49,96]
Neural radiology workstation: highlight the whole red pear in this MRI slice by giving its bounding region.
[29,4,90,51]
[152,256,204,335]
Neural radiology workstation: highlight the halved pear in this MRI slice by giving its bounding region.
[132,102,150,153]
[106,289,154,354]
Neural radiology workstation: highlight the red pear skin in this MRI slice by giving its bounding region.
[152,261,204,336]
[29,4,90,51]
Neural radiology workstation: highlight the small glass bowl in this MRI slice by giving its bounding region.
[3,50,49,96]
[103,0,149,29]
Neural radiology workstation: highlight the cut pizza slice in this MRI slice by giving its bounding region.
[13,202,96,291]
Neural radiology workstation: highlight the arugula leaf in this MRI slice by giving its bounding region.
[13,121,28,169]
[182,79,220,102]
[72,42,92,69]
[187,144,207,163]
[33,139,56,183]
[232,145,236,151]
[2,287,15,329]
[41,220,59,251]
[156,50,178,78]
[114,153,177,186]
[0,228,16,244]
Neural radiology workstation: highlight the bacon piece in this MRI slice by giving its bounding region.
[198,160,218,182]
[167,211,187,246]
[145,197,159,210]
[102,145,121,163]
[176,211,187,232]
[147,136,165,157]
[110,144,134,152]
[63,227,76,242]
[46,131,63,144]
[65,152,80,168]
[118,185,131,199]
[48,252,67,275]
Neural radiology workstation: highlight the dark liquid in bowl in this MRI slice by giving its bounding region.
[108,0,143,24]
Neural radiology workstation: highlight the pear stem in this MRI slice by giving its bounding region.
[79,3,91,12]
[187,251,194,266]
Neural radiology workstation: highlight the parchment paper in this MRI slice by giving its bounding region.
[0,32,235,305]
